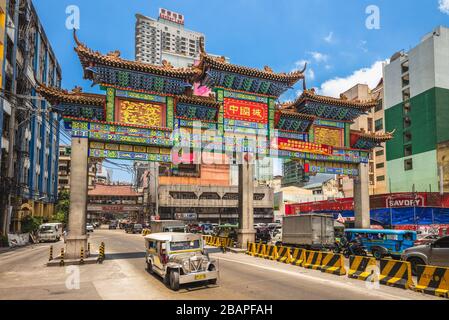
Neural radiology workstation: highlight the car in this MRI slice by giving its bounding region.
[402,236,449,275]
[270,230,282,246]
[37,223,63,242]
[126,223,143,234]
[414,234,440,246]
[86,224,95,233]
[109,222,117,230]
[145,232,218,291]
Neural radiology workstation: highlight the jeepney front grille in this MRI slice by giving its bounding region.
[189,257,205,272]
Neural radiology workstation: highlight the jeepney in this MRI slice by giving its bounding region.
[144,233,219,291]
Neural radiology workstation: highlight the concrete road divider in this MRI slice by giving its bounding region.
[256,243,267,258]
[264,245,278,260]
[246,242,256,256]
[303,251,323,270]
[290,248,306,266]
[277,247,292,264]
[348,256,378,281]
[320,252,346,276]
[379,259,414,290]
[414,265,449,299]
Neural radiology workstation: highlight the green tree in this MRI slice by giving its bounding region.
[21,215,43,234]
[53,190,70,225]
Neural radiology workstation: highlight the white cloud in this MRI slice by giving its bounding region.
[324,32,334,43]
[439,0,449,15]
[308,51,329,63]
[318,60,387,98]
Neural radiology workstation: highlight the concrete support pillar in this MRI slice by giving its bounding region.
[237,157,256,249]
[354,162,371,229]
[65,138,89,259]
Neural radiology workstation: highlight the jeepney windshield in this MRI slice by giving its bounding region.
[169,240,201,252]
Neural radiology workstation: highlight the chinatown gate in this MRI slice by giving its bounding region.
[38,32,392,259]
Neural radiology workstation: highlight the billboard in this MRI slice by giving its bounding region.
[116,99,164,127]
[277,138,333,155]
[159,8,185,25]
[224,98,268,124]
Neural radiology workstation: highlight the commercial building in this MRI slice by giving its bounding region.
[384,26,449,193]
[87,184,144,223]
[135,8,204,68]
[340,81,387,196]
[0,0,62,235]
[58,145,100,192]
[141,162,274,223]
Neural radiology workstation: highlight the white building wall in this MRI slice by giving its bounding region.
[408,35,436,98]
[434,26,449,91]
[384,56,405,109]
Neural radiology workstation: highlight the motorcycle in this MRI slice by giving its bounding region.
[342,242,368,258]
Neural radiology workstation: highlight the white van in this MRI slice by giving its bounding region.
[38,223,63,242]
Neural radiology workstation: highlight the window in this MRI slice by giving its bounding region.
[404,145,413,157]
[376,150,384,157]
[403,101,411,114]
[404,159,413,171]
[375,99,383,112]
[376,163,385,169]
[401,61,409,74]
[404,117,411,128]
[375,119,384,131]
[377,175,385,182]
[433,237,449,248]
[402,88,411,101]
[367,118,374,132]
[404,132,412,143]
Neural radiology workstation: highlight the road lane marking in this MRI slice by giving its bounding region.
[216,255,414,300]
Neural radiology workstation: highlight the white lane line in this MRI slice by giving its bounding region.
[216,256,412,300]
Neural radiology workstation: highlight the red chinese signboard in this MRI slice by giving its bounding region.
[224,98,268,124]
[277,138,333,155]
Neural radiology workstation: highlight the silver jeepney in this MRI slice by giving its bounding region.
[144,232,219,291]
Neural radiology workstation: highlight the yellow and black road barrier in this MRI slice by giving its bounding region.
[59,248,65,267]
[256,243,267,258]
[277,247,291,264]
[142,229,151,236]
[379,259,414,290]
[303,250,323,270]
[98,242,105,263]
[264,245,278,260]
[246,242,256,256]
[49,246,53,261]
[321,252,346,276]
[80,247,85,265]
[290,248,306,266]
[204,236,234,248]
[414,265,449,299]
[348,256,377,281]
[88,242,91,253]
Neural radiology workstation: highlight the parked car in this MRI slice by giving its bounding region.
[38,223,63,242]
[109,222,118,230]
[126,223,143,234]
[414,234,440,246]
[86,224,95,233]
[145,232,218,291]
[402,236,449,275]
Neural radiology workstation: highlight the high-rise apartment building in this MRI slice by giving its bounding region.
[340,81,387,196]
[0,0,62,234]
[135,8,204,68]
[384,26,449,193]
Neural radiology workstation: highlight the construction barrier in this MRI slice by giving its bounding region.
[264,245,278,260]
[277,247,291,264]
[88,242,91,253]
[49,246,53,261]
[379,259,414,289]
[256,243,267,258]
[414,265,449,299]
[303,251,323,270]
[246,242,256,256]
[290,248,306,266]
[142,229,151,236]
[320,253,346,276]
[348,256,378,281]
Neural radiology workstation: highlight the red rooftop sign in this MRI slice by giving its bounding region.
[159,8,185,25]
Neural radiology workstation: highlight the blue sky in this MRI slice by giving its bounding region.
[34,0,449,181]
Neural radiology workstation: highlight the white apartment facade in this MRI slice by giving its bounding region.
[135,9,204,68]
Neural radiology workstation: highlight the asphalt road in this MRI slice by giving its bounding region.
[0,228,443,300]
